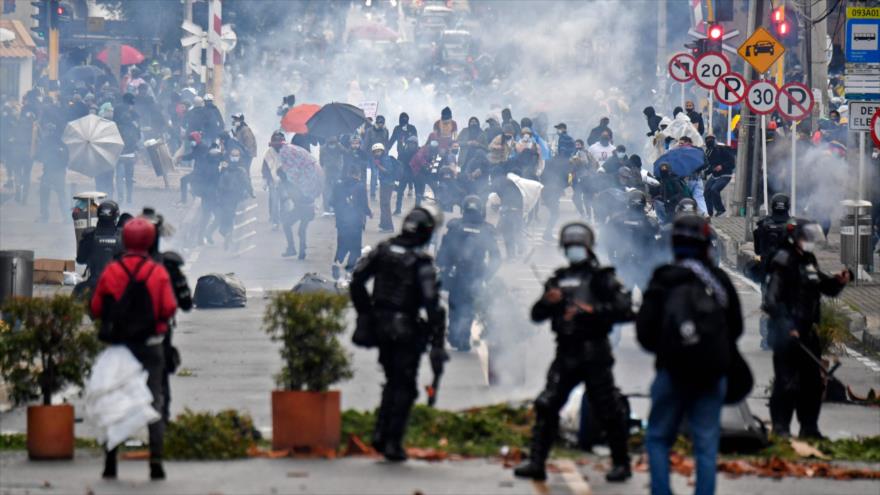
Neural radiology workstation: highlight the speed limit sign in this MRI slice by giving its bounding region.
[746,80,779,115]
[777,82,814,121]
[695,52,730,90]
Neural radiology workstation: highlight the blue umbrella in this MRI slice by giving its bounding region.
[653,146,706,177]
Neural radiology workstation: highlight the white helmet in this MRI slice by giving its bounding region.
[371,143,385,152]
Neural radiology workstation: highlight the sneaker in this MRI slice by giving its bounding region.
[605,464,632,482]
[513,460,547,481]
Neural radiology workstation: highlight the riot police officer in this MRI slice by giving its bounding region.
[75,201,122,295]
[350,206,448,462]
[754,193,792,275]
[754,193,793,349]
[606,190,659,289]
[515,222,633,482]
[436,195,501,351]
[763,218,850,438]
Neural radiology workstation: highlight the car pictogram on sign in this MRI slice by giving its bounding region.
[745,41,775,56]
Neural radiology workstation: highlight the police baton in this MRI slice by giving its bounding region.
[797,341,842,382]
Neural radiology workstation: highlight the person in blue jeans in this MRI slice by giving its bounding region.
[636,214,744,495]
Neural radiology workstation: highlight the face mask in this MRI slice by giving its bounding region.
[557,130,563,135]
[705,140,715,148]
[231,156,240,162]
[616,151,625,159]
[451,148,459,155]
[565,245,589,264]
[800,241,815,253]
[190,141,197,147]
[600,139,609,145]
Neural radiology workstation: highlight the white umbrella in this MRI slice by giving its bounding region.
[62,114,124,178]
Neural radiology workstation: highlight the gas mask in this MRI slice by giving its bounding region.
[564,245,589,264]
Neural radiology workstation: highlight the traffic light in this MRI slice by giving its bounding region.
[685,38,707,58]
[31,0,49,41]
[706,23,724,52]
[770,5,798,46]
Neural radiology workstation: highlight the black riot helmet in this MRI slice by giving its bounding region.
[559,222,595,250]
[671,214,712,260]
[97,200,119,226]
[770,193,791,219]
[627,190,647,211]
[401,204,443,246]
[461,195,485,223]
[674,198,699,215]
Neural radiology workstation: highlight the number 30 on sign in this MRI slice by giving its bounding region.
[746,80,779,115]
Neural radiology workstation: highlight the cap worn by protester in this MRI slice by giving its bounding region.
[554,123,567,131]
[441,106,452,120]
[371,143,385,152]
[376,115,385,124]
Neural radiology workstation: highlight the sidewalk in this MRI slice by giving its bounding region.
[711,216,880,351]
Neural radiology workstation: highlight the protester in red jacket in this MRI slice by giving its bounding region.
[90,217,176,481]
[90,218,177,334]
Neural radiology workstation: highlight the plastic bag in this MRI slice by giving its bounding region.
[84,346,159,450]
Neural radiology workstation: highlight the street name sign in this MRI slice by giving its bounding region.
[738,27,785,74]
[849,101,879,132]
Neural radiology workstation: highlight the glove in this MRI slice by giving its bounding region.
[429,347,449,374]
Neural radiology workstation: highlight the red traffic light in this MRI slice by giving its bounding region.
[772,7,784,23]
[708,24,724,40]
[55,6,63,14]
[776,21,789,36]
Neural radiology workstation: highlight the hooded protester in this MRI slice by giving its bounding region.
[555,123,576,159]
[113,94,141,205]
[482,116,503,145]
[432,106,458,149]
[501,108,520,137]
[644,106,663,136]
[262,131,286,227]
[231,113,257,167]
[587,117,613,146]
[703,135,735,217]
[637,215,744,495]
[201,93,225,144]
[388,112,419,159]
[458,116,486,168]
[320,135,345,214]
[332,163,372,279]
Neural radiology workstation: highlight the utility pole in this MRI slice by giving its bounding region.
[733,0,762,216]
[657,0,667,112]
[184,0,193,78]
[807,0,830,130]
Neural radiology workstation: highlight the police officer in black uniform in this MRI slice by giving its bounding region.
[436,195,501,351]
[75,201,122,296]
[350,205,448,462]
[763,218,850,438]
[515,222,633,482]
[606,190,659,289]
[142,207,193,422]
[753,193,793,349]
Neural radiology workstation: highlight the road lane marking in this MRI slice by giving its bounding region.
[556,459,592,495]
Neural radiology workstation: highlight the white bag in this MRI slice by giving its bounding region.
[84,346,160,450]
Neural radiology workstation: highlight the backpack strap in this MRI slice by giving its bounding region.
[119,255,157,283]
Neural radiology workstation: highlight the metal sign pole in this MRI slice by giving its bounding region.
[727,105,733,145]
[761,114,768,215]
[791,121,797,213]
[681,83,685,109]
[858,132,866,202]
[708,91,714,136]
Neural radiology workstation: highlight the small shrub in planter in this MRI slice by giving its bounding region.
[263,292,353,452]
[164,409,259,460]
[0,295,101,459]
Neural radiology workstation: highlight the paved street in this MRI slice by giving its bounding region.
[1,170,879,494]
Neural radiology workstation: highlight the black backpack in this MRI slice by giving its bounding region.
[659,271,730,389]
[99,257,158,344]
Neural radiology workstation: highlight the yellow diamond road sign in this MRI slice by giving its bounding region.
[738,27,785,74]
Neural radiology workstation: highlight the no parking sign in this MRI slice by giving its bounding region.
[713,72,746,105]
[777,82,814,121]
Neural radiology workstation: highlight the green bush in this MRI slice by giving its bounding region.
[263,292,353,392]
[164,409,259,460]
[343,403,533,456]
[817,301,851,355]
[0,295,100,405]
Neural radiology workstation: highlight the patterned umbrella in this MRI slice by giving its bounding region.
[278,144,323,201]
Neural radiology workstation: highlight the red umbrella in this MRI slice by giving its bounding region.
[281,104,321,134]
[96,45,145,66]
[347,23,399,42]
